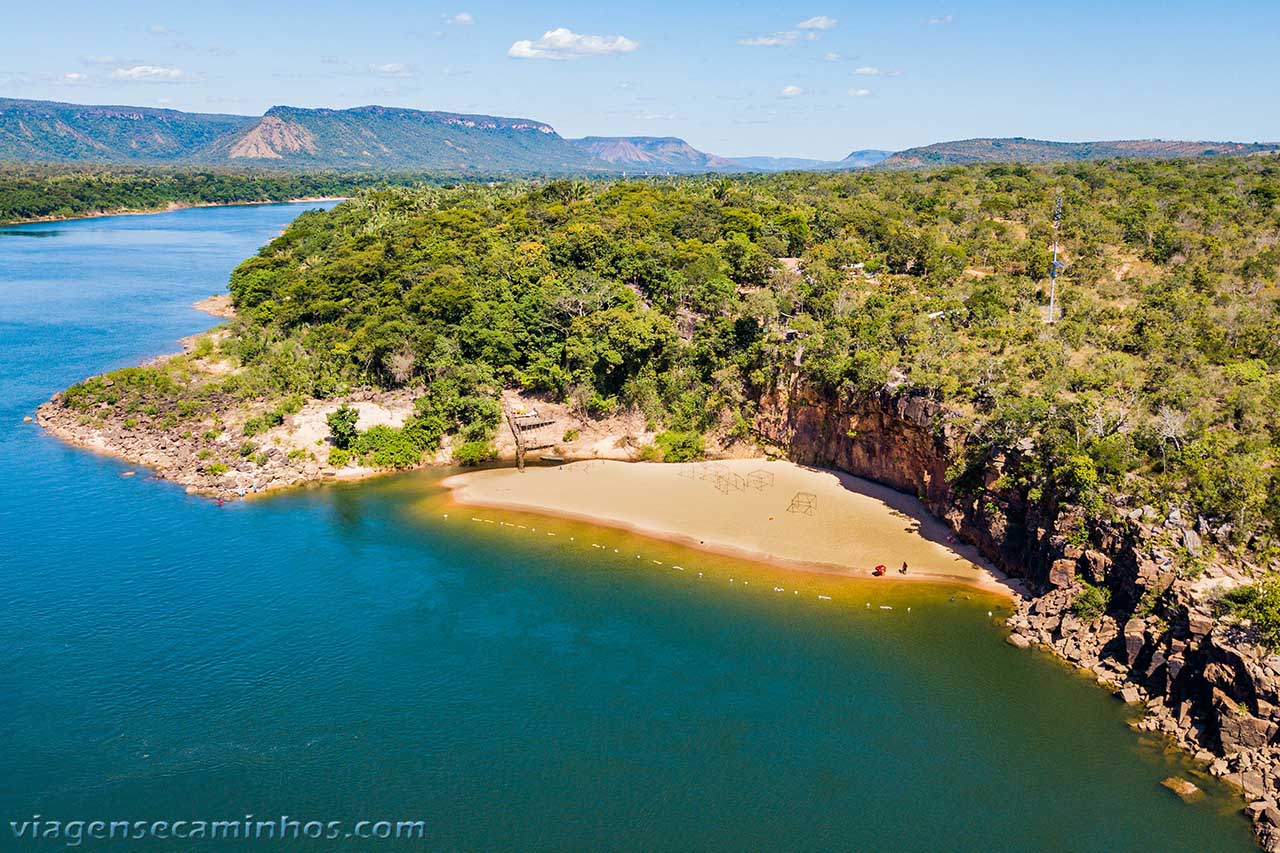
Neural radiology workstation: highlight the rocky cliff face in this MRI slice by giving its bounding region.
[755,374,1280,849]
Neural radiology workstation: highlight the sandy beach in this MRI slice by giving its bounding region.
[444,459,1018,596]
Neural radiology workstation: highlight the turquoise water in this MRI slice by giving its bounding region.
[0,204,1256,851]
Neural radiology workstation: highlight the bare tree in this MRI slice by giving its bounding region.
[1155,405,1188,464]
[384,346,417,386]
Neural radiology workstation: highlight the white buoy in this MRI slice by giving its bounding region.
[818,595,832,601]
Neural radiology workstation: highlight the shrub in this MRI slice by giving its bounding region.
[243,412,281,436]
[562,427,581,442]
[1218,577,1280,650]
[327,447,352,468]
[655,430,705,463]
[453,440,497,466]
[205,463,229,476]
[327,404,360,449]
[350,423,436,469]
[1072,582,1111,620]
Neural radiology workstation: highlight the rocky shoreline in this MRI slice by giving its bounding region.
[756,374,1280,850]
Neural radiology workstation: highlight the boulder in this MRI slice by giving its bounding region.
[1123,618,1147,666]
[1216,691,1275,752]
[1188,610,1215,638]
[1006,633,1031,650]
[1161,776,1203,801]
[1240,771,1269,798]
[1048,558,1076,588]
[1082,549,1111,582]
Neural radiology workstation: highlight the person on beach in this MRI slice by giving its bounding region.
[900,562,908,574]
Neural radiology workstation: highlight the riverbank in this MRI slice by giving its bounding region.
[33,296,684,501]
[444,459,1018,596]
[1,196,349,227]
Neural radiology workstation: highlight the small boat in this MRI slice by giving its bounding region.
[538,454,565,463]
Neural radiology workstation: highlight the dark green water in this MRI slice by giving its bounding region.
[0,205,1256,850]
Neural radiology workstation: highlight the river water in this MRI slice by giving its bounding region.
[0,203,1256,850]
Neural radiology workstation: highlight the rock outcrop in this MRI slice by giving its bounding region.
[755,374,1280,849]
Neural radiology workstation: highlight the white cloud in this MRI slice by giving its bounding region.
[739,31,799,47]
[796,16,837,30]
[149,24,170,35]
[508,27,638,60]
[367,62,412,77]
[110,65,191,82]
[63,72,89,82]
[84,55,117,66]
[824,52,842,61]
[450,12,473,25]
[855,66,880,75]
[848,87,872,97]
[781,85,804,97]
[927,14,954,25]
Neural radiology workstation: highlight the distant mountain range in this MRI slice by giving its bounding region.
[1,98,1276,174]
[0,98,605,173]
[880,137,1280,168]
[727,150,892,172]
[569,136,739,173]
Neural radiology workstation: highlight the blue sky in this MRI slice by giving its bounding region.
[4,1,1279,159]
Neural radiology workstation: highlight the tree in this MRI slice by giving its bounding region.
[327,404,360,450]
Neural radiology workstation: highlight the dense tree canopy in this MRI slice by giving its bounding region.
[57,156,1280,557]
[0,165,445,223]
[224,158,1280,554]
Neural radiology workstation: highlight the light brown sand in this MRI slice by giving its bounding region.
[444,459,1019,596]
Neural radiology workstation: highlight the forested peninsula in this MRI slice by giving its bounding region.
[0,165,446,224]
[35,156,1280,845]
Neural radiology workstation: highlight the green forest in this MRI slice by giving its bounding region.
[62,157,1280,562]
[0,165,441,223]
